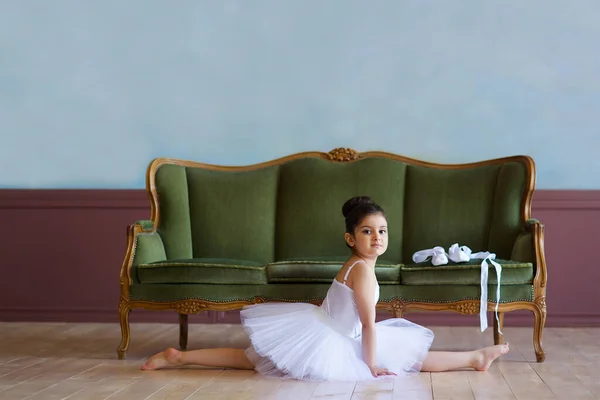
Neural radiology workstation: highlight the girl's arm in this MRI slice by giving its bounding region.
[353,264,394,377]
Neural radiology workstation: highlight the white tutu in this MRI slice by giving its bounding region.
[240,301,434,381]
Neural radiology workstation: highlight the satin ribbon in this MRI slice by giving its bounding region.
[469,251,502,333]
[412,245,502,333]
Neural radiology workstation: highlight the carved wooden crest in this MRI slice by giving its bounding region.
[327,148,360,162]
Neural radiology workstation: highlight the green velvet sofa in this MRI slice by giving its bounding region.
[118,148,547,362]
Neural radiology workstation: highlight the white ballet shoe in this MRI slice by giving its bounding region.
[448,243,471,263]
[412,249,432,263]
[412,246,449,266]
[431,246,449,266]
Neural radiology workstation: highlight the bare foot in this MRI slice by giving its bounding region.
[141,348,182,370]
[473,343,510,371]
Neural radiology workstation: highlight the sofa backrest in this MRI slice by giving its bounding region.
[148,149,534,264]
[275,157,407,262]
[153,162,279,264]
[402,161,530,262]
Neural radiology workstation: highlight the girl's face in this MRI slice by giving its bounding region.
[346,213,388,258]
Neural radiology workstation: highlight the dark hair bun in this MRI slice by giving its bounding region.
[341,196,385,236]
[342,196,375,218]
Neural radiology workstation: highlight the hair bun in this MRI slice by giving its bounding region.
[341,196,375,218]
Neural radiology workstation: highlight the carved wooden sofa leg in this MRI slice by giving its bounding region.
[493,312,505,345]
[533,298,547,362]
[117,298,131,360]
[179,314,189,351]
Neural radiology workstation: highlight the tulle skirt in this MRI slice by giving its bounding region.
[240,302,434,382]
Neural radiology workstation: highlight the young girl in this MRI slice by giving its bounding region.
[142,196,509,380]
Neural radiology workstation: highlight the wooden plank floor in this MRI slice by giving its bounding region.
[0,322,598,399]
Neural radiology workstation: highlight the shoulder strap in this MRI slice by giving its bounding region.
[343,260,365,283]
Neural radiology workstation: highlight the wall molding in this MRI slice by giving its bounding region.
[533,190,600,210]
[2,188,600,210]
[0,189,148,209]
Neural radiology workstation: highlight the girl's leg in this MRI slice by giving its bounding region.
[141,347,254,371]
[421,343,509,372]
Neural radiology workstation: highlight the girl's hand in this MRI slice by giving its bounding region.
[369,365,397,378]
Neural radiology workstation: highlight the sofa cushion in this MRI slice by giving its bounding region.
[136,258,267,284]
[402,164,501,262]
[488,162,529,259]
[129,283,534,304]
[154,164,193,260]
[381,284,534,303]
[275,157,407,263]
[400,259,534,285]
[266,257,401,284]
[186,165,279,264]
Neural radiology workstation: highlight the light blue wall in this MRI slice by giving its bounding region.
[1,1,598,189]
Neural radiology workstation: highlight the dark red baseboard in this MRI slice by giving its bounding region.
[0,189,598,327]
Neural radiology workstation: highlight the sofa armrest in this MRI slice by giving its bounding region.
[132,231,167,267]
[511,218,547,290]
[135,219,155,231]
[120,221,167,290]
[511,235,535,264]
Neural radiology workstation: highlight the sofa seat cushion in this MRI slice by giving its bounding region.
[380,284,534,303]
[400,259,534,285]
[136,258,267,284]
[266,257,401,284]
[129,283,534,304]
